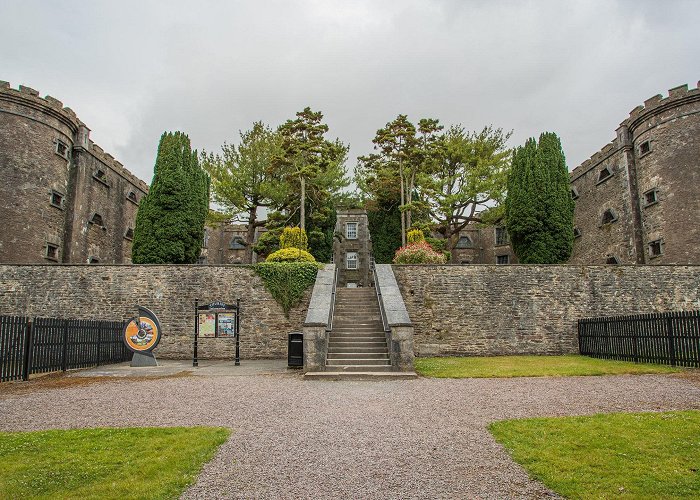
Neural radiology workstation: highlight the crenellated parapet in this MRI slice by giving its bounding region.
[571,81,700,181]
[622,81,700,130]
[0,79,149,193]
[0,80,83,132]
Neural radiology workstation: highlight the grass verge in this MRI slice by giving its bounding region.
[0,427,230,499]
[415,355,683,378]
[489,411,700,498]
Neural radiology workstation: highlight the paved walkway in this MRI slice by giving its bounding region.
[1,364,699,499]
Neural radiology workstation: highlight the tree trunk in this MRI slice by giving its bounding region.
[399,159,406,247]
[300,175,306,231]
[245,206,257,264]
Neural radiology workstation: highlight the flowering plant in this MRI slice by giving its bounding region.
[393,241,447,264]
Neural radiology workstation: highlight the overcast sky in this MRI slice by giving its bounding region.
[1,0,698,185]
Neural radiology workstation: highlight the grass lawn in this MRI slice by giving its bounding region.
[490,411,700,498]
[0,427,230,499]
[415,355,683,378]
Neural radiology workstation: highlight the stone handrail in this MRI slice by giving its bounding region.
[303,264,335,371]
[374,264,415,371]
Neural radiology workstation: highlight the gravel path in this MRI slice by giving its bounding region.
[1,372,700,499]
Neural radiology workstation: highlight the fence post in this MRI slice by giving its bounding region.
[666,316,677,366]
[22,319,33,381]
[96,321,103,366]
[61,319,69,371]
[632,318,639,363]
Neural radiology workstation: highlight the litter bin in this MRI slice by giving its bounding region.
[288,332,304,367]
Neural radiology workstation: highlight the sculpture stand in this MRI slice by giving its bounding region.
[131,351,158,367]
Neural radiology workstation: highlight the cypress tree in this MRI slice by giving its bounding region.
[505,132,574,264]
[132,131,209,264]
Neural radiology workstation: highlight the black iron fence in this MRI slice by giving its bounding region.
[579,310,700,367]
[1,316,130,382]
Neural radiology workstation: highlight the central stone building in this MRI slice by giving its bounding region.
[333,209,373,287]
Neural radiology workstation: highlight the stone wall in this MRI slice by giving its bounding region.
[393,264,700,357]
[0,265,310,360]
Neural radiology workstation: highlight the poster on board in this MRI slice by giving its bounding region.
[218,313,236,337]
[198,313,216,337]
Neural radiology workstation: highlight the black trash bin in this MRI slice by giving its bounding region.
[288,332,303,367]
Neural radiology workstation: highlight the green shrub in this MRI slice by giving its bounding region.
[266,247,316,263]
[279,227,308,251]
[254,262,321,315]
[407,229,425,244]
[393,241,447,264]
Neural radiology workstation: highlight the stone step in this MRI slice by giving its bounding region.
[327,358,391,366]
[305,371,418,381]
[327,352,389,360]
[329,335,386,342]
[331,326,385,332]
[328,341,387,347]
[327,346,388,353]
[323,364,393,372]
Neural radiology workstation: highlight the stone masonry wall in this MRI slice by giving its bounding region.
[393,265,700,357]
[0,265,310,360]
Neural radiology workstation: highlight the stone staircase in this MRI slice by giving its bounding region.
[327,287,391,372]
[305,287,416,380]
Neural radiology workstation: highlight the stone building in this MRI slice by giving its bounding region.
[0,81,148,264]
[454,81,699,266]
[569,82,700,265]
[200,224,265,264]
[333,209,373,286]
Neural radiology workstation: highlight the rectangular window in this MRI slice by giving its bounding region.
[50,190,64,209]
[45,243,59,261]
[496,255,509,265]
[495,227,509,246]
[346,251,358,270]
[640,140,651,155]
[55,140,68,158]
[643,189,659,207]
[648,240,663,258]
[346,222,358,239]
[124,227,134,240]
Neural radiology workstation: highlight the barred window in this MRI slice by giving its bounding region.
[495,227,509,246]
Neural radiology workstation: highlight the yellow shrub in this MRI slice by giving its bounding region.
[265,247,316,263]
[279,227,308,251]
[407,229,425,244]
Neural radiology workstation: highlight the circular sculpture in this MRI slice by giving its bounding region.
[123,307,161,353]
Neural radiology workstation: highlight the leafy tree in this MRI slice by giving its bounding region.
[420,125,512,253]
[276,107,348,232]
[132,131,209,264]
[201,122,288,263]
[505,132,574,263]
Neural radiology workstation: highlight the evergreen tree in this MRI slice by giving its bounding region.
[505,132,574,264]
[132,131,209,264]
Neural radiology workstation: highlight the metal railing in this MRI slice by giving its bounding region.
[373,266,390,333]
[326,265,339,332]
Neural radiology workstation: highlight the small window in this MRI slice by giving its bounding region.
[571,187,579,200]
[45,243,59,261]
[643,189,659,207]
[346,251,358,270]
[496,255,509,265]
[639,140,651,155]
[495,227,509,246]
[573,227,582,238]
[90,213,104,227]
[601,209,618,225]
[55,140,68,158]
[50,190,64,209]
[648,239,663,258]
[197,256,207,265]
[346,222,358,239]
[455,236,473,249]
[460,260,471,265]
[126,191,138,204]
[229,237,246,250]
[606,255,620,265]
[88,256,100,264]
[93,169,109,186]
[597,166,614,184]
[124,227,134,240]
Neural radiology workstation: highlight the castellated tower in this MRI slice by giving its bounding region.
[0,81,148,264]
[569,82,700,265]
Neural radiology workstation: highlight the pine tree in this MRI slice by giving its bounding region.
[132,131,209,264]
[505,132,574,264]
